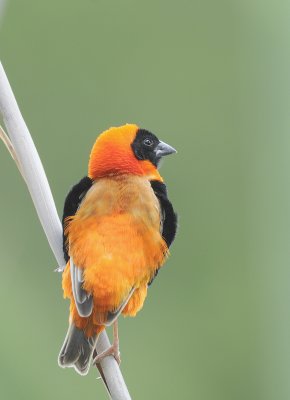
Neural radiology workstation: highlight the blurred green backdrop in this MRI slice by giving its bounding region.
[1,0,290,399]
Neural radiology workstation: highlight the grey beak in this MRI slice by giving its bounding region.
[155,141,177,158]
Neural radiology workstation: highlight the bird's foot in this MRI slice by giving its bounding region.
[93,340,121,365]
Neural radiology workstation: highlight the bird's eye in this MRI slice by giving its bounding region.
[143,138,153,146]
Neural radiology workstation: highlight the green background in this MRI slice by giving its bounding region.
[1,1,290,399]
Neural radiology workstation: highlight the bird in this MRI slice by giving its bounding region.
[58,124,177,375]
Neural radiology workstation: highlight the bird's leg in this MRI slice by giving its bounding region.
[93,320,121,365]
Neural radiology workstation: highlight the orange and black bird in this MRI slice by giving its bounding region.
[58,124,177,375]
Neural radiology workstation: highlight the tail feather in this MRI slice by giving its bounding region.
[58,323,97,375]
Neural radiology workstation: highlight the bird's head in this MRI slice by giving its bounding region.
[88,124,176,181]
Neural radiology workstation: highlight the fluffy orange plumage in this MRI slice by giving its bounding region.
[62,175,168,336]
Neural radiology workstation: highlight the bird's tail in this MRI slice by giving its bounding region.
[58,323,97,375]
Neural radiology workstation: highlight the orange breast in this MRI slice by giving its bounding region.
[63,175,168,325]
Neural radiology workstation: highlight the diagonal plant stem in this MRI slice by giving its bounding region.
[0,61,131,400]
[0,124,25,179]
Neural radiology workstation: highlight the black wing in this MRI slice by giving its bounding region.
[62,176,93,262]
[149,180,178,285]
[62,176,93,317]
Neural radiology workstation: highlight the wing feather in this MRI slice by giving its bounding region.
[70,257,93,317]
[149,180,177,286]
